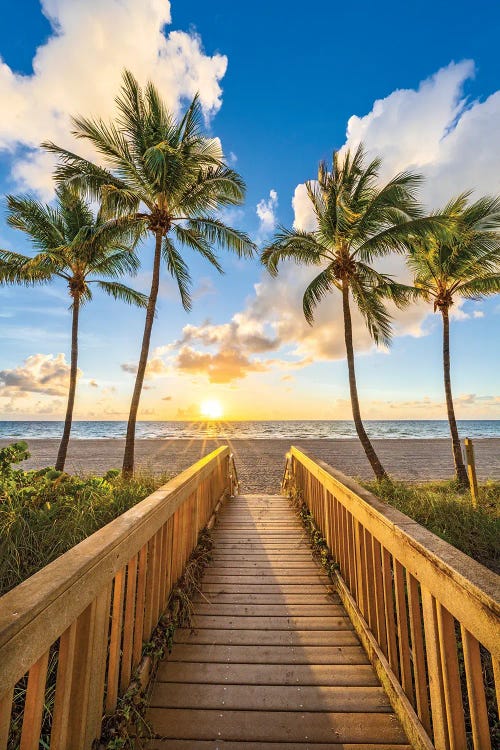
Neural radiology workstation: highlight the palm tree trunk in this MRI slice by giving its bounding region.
[55,296,80,471]
[122,231,162,477]
[342,282,387,480]
[441,307,468,487]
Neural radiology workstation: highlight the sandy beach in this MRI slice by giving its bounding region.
[2,437,499,493]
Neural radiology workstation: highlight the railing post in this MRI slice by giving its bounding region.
[464,438,478,507]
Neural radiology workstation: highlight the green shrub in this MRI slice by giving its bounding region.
[0,445,173,597]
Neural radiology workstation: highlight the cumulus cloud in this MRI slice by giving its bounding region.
[256,190,278,242]
[121,356,169,379]
[223,61,500,364]
[175,345,269,383]
[0,0,227,195]
[0,353,76,397]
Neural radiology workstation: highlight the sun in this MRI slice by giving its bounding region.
[200,399,224,420]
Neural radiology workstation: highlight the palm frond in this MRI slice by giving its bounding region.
[302,265,337,324]
[93,280,149,307]
[162,237,192,311]
[188,217,256,259]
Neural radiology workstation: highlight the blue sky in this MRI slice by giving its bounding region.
[0,0,498,420]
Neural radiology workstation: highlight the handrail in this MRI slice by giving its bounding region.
[285,446,500,750]
[0,446,232,749]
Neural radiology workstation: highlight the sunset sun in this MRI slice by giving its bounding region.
[200,399,224,419]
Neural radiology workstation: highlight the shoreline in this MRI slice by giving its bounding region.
[2,437,499,493]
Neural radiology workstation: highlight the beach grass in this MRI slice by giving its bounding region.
[0,464,172,597]
[364,478,500,574]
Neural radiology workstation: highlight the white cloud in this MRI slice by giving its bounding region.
[256,189,278,241]
[0,353,76,397]
[233,61,500,363]
[0,0,227,196]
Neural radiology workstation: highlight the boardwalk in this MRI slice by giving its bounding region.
[146,494,410,748]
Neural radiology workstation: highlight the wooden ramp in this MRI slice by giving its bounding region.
[146,494,410,748]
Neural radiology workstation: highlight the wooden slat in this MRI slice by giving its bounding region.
[106,568,125,713]
[147,708,408,744]
[150,682,391,711]
[51,621,77,749]
[406,572,431,735]
[394,559,414,705]
[421,588,449,750]
[20,649,49,750]
[85,584,112,745]
[120,554,138,693]
[461,627,492,750]
[436,604,467,750]
[0,687,13,750]
[166,643,368,664]
[382,548,399,679]
[133,544,147,668]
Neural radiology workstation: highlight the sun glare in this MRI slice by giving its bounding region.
[200,399,224,420]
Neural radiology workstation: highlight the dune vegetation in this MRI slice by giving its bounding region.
[0,441,171,597]
[365,477,500,573]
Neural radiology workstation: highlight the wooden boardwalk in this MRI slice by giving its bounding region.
[146,494,410,748]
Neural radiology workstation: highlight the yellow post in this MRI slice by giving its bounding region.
[464,438,478,508]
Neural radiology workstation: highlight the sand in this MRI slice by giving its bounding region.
[2,437,499,493]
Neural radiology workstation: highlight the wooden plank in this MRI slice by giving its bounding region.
[133,543,147,668]
[156,662,379,686]
[200,583,329,593]
[189,615,354,630]
[173,628,360,646]
[106,568,125,713]
[421,588,449,750]
[150,683,391,711]
[120,554,138,693]
[192,603,345,617]
[202,575,329,584]
[193,593,339,604]
[461,626,492,750]
[84,584,112,746]
[51,621,77,750]
[167,643,368,664]
[205,567,322,576]
[20,649,49,750]
[406,572,431,735]
[436,604,467,750]
[146,742,411,750]
[146,708,407,744]
[0,687,13,750]
[394,559,414,705]
[382,547,399,680]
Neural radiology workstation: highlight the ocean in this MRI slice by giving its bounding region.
[0,420,499,440]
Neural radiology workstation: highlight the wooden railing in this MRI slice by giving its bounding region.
[0,446,232,749]
[284,446,500,750]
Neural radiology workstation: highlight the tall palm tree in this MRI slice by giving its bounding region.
[43,70,256,475]
[407,192,500,487]
[0,184,148,471]
[262,145,445,480]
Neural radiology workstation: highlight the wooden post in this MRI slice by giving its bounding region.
[464,438,478,507]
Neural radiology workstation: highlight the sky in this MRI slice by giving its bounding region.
[0,0,499,421]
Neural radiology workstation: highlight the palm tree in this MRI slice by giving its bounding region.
[262,145,445,480]
[407,192,500,487]
[0,184,148,471]
[43,70,256,475]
